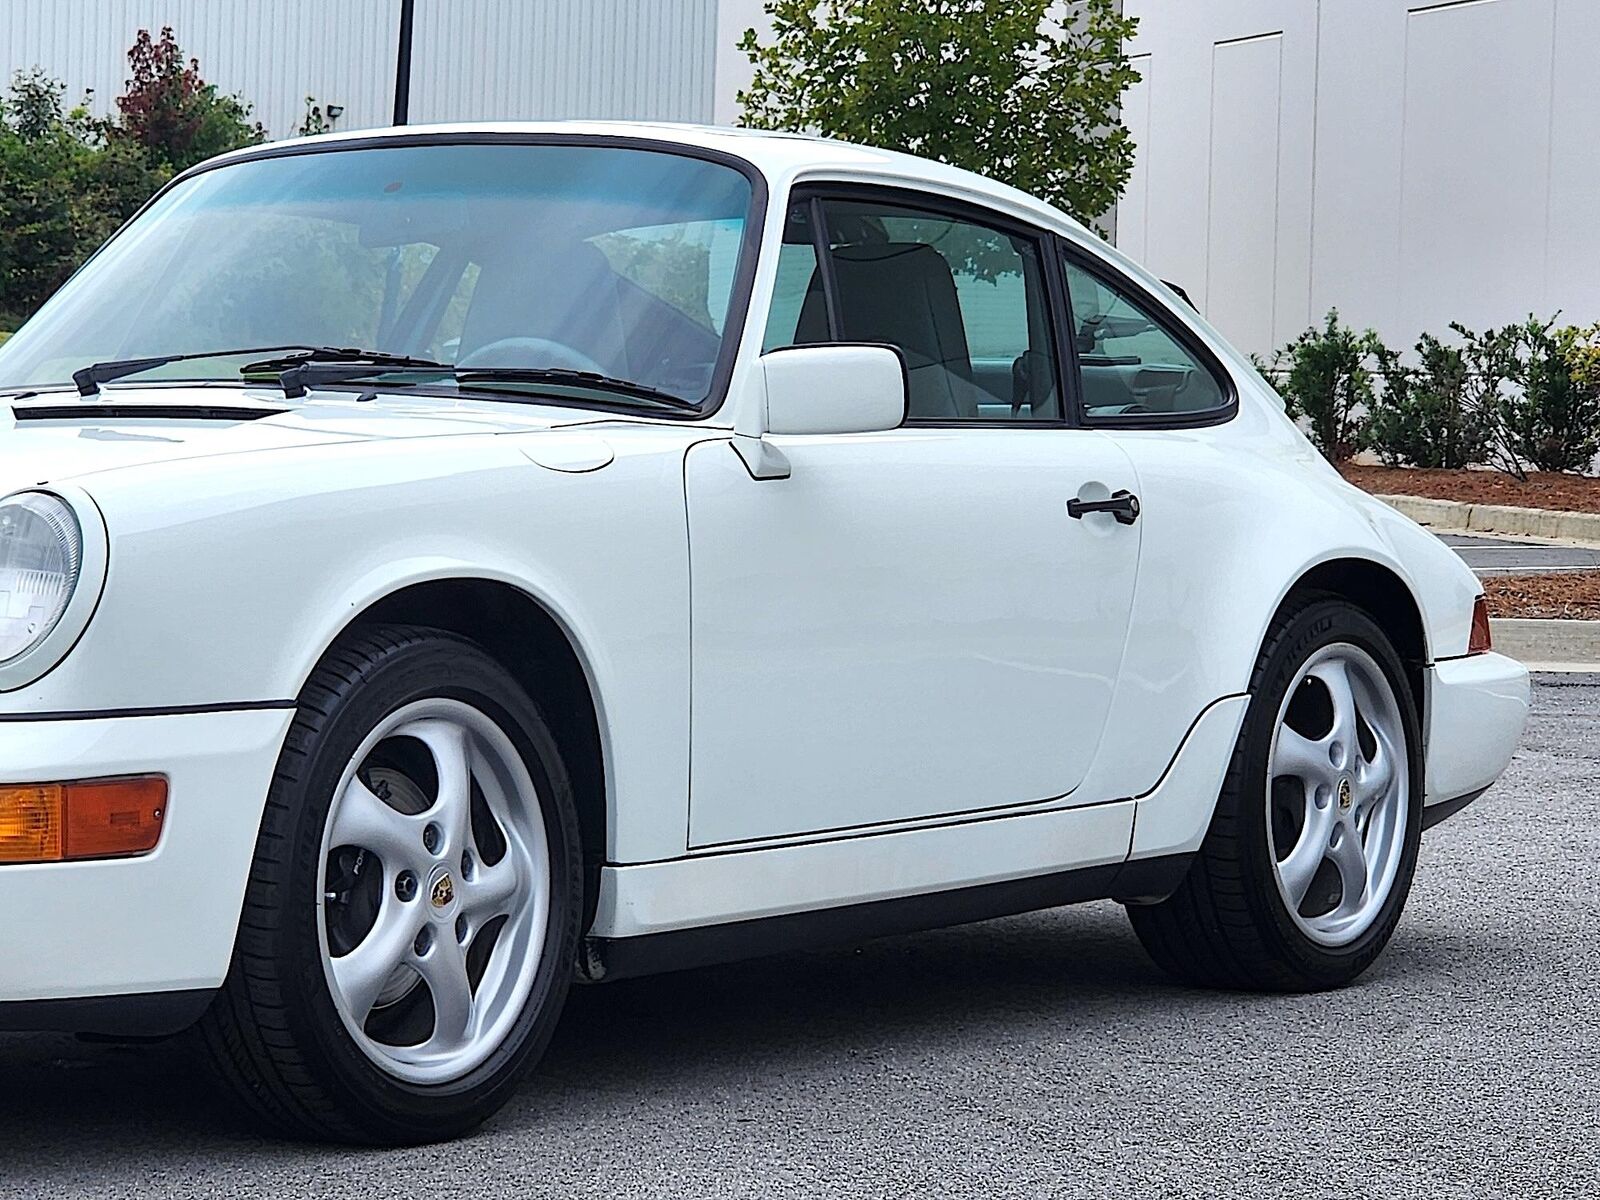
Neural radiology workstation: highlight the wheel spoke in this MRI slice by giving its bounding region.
[1277,800,1334,909]
[408,719,476,860]
[329,897,420,1025]
[1311,659,1359,763]
[416,933,475,1051]
[1329,825,1370,912]
[463,857,521,922]
[1357,728,1397,807]
[1273,726,1331,783]
[330,778,426,866]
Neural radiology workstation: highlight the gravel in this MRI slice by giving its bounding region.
[1,676,1595,1199]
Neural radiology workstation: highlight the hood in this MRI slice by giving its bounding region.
[0,386,608,486]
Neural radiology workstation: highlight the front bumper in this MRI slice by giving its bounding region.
[0,706,292,1021]
[1423,651,1530,823]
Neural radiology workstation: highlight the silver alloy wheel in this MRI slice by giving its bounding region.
[1266,643,1409,947]
[316,698,550,1084]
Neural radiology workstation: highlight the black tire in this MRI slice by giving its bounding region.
[197,624,583,1144]
[1126,596,1423,991]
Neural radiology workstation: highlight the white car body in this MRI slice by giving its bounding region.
[0,123,1529,1024]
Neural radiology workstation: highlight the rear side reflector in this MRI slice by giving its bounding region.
[1469,595,1493,655]
[0,777,166,864]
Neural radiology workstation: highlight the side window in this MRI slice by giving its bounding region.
[809,197,1061,422]
[1063,258,1229,419]
[762,203,824,351]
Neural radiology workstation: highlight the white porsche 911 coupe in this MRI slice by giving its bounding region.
[0,123,1529,1143]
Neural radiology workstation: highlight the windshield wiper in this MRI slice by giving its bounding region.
[450,367,703,413]
[274,359,704,413]
[240,349,451,398]
[72,344,334,397]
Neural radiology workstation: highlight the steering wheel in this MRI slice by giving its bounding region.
[456,336,606,375]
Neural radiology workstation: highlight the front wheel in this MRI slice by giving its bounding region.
[199,625,583,1144]
[1127,597,1422,991]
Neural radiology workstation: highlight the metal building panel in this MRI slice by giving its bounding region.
[408,0,718,124]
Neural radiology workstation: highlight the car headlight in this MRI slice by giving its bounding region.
[0,493,83,664]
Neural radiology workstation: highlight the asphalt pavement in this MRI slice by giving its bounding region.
[1441,531,1600,576]
[1,677,1595,1198]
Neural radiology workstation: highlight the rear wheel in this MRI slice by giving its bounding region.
[199,625,582,1143]
[1126,597,1422,991]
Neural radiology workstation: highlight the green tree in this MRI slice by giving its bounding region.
[108,27,264,173]
[738,0,1140,222]
[0,69,163,327]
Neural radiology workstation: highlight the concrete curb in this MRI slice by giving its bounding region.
[1376,493,1600,544]
[1491,617,1600,670]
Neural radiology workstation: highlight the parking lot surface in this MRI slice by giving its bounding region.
[0,676,1593,1199]
[1441,531,1600,576]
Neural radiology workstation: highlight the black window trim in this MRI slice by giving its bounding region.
[787,181,1075,430]
[1056,237,1239,430]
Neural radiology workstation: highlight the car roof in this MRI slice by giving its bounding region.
[197,120,1091,238]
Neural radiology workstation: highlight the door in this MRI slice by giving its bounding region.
[684,192,1145,849]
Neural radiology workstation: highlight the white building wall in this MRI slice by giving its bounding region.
[0,0,401,137]
[1122,0,1600,358]
[0,0,776,137]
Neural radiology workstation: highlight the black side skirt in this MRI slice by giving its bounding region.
[582,853,1195,983]
[1421,787,1489,831]
[0,988,214,1037]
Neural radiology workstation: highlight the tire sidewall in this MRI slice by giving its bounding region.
[267,633,582,1141]
[1233,599,1424,986]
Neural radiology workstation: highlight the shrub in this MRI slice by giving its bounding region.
[0,29,263,327]
[0,70,163,325]
[1366,332,1492,469]
[1497,318,1600,474]
[1271,310,1385,462]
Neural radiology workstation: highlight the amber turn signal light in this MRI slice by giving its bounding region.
[1468,595,1493,655]
[0,777,166,864]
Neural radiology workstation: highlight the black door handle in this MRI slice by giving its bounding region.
[1067,489,1141,525]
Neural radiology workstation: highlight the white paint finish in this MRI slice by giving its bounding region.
[6,413,709,866]
[1204,33,1282,356]
[1126,0,1600,356]
[0,707,292,1000]
[0,124,1532,1001]
[519,435,615,474]
[760,345,907,435]
[1129,695,1249,858]
[592,799,1136,939]
[683,427,1142,847]
[1424,652,1531,805]
[1398,0,1556,338]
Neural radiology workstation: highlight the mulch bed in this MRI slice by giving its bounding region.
[1483,572,1600,620]
[1341,465,1600,514]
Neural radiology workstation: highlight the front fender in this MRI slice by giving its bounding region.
[4,428,702,864]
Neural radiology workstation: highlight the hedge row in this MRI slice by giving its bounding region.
[1256,311,1600,477]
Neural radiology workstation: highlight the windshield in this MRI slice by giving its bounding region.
[0,140,758,410]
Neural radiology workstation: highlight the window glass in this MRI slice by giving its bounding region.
[762,203,824,352]
[1063,259,1228,418]
[812,198,1061,421]
[0,143,755,409]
